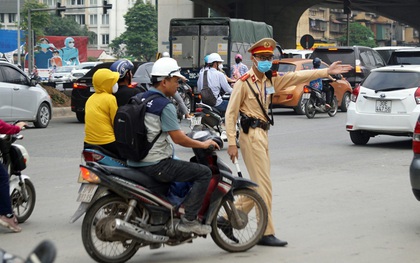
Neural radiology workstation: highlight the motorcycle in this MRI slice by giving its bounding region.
[71,129,267,263]
[303,78,338,119]
[190,94,240,148]
[0,132,36,223]
[172,82,193,121]
[0,240,56,263]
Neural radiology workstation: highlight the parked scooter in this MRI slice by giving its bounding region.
[0,132,36,223]
[0,240,56,263]
[71,129,267,263]
[303,78,338,119]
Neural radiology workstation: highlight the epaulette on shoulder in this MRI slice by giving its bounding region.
[240,73,250,81]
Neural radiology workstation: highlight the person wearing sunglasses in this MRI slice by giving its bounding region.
[59,37,80,66]
[224,37,353,247]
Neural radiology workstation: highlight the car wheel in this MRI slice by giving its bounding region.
[349,131,370,145]
[33,103,51,128]
[340,92,351,112]
[76,111,85,123]
[293,94,306,115]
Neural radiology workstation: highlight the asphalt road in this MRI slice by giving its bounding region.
[0,110,419,263]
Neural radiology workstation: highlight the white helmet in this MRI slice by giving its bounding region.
[207,53,224,63]
[151,57,187,81]
[162,51,170,58]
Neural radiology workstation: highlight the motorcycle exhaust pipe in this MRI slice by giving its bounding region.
[112,218,169,243]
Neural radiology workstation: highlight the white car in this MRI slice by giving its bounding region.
[0,61,52,128]
[70,62,103,82]
[346,65,420,145]
[282,49,313,59]
[49,66,75,83]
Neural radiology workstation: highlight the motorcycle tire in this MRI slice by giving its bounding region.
[210,188,268,252]
[11,179,36,223]
[82,195,141,263]
[305,98,317,119]
[327,97,339,117]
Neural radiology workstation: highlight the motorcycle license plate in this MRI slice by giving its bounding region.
[302,93,310,99]
[77,184,98,203]
[189,116,202,128]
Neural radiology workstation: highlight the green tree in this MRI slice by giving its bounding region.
[20,0,50,38]
[338,22,376,47]
[45,14,96,38]
[109,1,157,61]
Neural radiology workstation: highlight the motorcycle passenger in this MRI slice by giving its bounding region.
[127,57,220,235]
[309,57,333,109]
[84,68,120,156]
[110,59,142,106]
[197,52,233,116]
[0,120,27,233]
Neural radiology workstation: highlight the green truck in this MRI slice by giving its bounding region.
[169,17,275,90]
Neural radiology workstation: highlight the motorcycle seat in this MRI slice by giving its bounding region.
[104,166,170,196]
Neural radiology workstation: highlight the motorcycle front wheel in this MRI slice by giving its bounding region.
[82,195,141,263]
[328,97,339,117]
[11,178,36,223]
[211,188,268,252]
[305,97,317,119]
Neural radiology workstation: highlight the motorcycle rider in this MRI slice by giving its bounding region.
[310,57,334,109]
[84,68,120,156]
[110,59,142,106]
[197,53,233,116]
[0,120,27,233]
[127,57,220,235]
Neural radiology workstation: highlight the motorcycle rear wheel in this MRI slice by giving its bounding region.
[328,97,338,117]
[305,98,316,119]
[211,188,268,252]
[82,195,141,263]
[11,179,36,223]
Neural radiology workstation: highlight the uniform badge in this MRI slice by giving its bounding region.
[251,74,256,83]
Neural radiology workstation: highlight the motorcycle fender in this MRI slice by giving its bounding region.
[9,174,31,195]
[233,177,259,189]
[69,186,111,223]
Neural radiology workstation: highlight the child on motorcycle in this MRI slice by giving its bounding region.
[309,57,334,108]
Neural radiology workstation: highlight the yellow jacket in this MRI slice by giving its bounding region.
[84,69,119,145]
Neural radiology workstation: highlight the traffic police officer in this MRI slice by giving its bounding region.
[224,38,352,246]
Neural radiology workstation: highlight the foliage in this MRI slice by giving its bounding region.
[337,22,376,47]
[109,1,157,61]
[20,0,50,38]
[45,14,95,39]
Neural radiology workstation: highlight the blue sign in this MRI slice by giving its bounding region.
[0,29,25,53]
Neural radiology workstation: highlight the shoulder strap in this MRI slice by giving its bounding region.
[203,70,208,87]
[245,79,274,126]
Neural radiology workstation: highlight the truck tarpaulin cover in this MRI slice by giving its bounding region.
[170,18,273,44]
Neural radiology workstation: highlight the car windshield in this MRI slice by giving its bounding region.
[362,71,420,91]
[56,66,75,73]
[390,52,420,65]
[277,64,296,72]
[311,50,354,65]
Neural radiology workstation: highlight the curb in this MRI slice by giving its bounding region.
[52,107,74,118]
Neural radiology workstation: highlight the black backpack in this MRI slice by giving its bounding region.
[114,93,167,162]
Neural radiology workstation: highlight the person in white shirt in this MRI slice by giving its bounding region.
[197,53,233,115]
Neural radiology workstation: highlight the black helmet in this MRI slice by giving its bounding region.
[313,57,322,68]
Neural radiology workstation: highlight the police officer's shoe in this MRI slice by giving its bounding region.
[217,217,239,243]
[257,235,288,247]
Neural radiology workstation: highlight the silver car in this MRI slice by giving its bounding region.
[0,61,52,128]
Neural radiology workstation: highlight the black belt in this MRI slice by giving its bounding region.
[250,118,270,131]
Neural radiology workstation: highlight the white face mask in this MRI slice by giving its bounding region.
[68,43,75,48]
[112,83,119,94]
[218,63,224,70]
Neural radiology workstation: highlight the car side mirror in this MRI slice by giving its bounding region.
[30,78,38,86]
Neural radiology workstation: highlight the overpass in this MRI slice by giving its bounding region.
[192,0,420,48]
